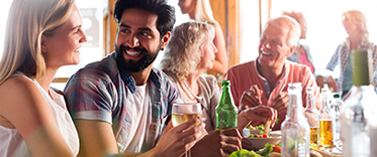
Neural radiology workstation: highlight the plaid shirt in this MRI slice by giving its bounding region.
[326,37,377,90]
[64,52,179,153]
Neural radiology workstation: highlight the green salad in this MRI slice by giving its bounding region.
[248,118,279,132]
[249,124,265,131]
[230,143,273,157]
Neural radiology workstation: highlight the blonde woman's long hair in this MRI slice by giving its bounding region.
[342,10,369,37]
[0,0,74,85]
[161,21,215,81]
[194,0,216,24]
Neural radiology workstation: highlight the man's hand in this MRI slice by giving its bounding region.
[272,91,288,113]
[151,117,203,157]
[190,129,242,157]
[325,75,337,93]
[239,85,263,111]
[316,75,338,92]
[237,106,278,131]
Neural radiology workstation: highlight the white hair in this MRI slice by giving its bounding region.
[264,16,301,47]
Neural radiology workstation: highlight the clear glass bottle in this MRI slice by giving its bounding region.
[303,87,319,144]
[342,50,377,157]
[281,83,310,157]
[215,80,238,130]
[330,93,343,146]
[319,86,335,147]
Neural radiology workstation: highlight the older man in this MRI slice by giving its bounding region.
[225,16,321,130]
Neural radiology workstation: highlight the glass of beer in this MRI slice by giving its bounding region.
[172,103,202,157]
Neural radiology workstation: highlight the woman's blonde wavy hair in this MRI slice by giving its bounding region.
[194,0,216,24]
[0,0,74,85]
[161,21,214,81]
[342,10,369,37]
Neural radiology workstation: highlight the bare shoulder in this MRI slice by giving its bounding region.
[0,77,37,100]
[211,22,222,30]
[211,22,224,35]
[0,76,41,102]
[0,76,48,119]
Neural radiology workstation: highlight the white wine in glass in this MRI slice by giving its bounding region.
[172,113,201,128]
[171,103,202,157]
[172,103,202,127]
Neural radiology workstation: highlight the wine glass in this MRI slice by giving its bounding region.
[172,103,202,157]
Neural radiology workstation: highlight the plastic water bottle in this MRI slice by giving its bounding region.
[330,93,343,145]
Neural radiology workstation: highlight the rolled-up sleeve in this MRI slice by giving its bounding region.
[326,44,342,71]
[64,68,115,124]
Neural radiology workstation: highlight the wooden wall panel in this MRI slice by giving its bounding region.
[226,0,240,67]
[209,0,226,39]
[210,0,240,68]
[108,0,117,56]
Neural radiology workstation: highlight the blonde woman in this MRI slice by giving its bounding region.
[161,21,276,156]
[0,0,87,156]
[178,0,228,76]
[324,10,377,97]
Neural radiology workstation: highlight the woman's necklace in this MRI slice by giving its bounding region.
[182,81,203,100]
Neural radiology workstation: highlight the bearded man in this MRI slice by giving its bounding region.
[63,0,204,156]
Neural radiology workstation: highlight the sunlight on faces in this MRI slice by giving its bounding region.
[341,14,359,36]
[258,24,291,69]
[115,8,164,72]
[178,0,197,14]
[197,38,217,71]
[42,4,87,68]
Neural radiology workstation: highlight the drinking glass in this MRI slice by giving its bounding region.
[172,103,202,157]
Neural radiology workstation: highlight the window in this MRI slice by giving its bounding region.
[239,0,260,64]
[0,0,13,60]
[0,0,105,90]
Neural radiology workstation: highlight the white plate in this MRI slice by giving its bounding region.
[245,136,281,150]
[270,130,281,137]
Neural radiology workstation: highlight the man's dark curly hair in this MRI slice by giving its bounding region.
[113,0,176,38]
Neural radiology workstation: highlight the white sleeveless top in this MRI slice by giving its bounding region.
[0,72,79,157]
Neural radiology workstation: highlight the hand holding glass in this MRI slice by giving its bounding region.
[172,103,202,128]
[172,103,202,157]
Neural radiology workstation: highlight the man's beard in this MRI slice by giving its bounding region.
[115,43,160,73]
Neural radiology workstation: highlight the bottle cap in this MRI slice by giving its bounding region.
[333,93,340,99]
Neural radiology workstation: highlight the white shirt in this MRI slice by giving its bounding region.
[124,84,149,153]
[0,72,79,157]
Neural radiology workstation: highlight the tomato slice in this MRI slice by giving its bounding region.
[272,146,281,153]
[262,134,268,138]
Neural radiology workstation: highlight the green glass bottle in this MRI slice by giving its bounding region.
[216,80,238,130]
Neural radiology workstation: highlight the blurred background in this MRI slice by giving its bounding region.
[1,0,377,89]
